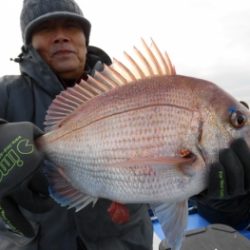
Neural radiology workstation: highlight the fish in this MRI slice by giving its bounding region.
[37,38,250,250]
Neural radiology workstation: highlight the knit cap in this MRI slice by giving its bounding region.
[20,0,91,45]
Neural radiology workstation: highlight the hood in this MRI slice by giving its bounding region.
[17,45,64,98]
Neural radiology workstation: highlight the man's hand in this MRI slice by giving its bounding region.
[0,121,54,237]
[207,138,250,199]
[0,121,44,197]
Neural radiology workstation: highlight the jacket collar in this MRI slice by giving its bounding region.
[16,45,108,96]
[18,45,65,97]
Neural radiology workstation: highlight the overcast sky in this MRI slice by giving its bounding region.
[1,0,250,103]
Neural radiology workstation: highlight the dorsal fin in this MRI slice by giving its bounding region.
[44,38,176,132]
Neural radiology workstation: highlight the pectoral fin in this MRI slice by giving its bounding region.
[150,200,188,250]
[45,162,98,212]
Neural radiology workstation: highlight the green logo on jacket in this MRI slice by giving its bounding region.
[0,136,34,182]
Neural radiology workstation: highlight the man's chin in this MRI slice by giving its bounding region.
[53,65,83,80]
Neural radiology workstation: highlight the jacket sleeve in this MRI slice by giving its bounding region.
[0,76,37,247]
[0,219,35,249]
[195,194,250,230]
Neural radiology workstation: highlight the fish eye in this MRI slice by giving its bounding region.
[230,110,247,128]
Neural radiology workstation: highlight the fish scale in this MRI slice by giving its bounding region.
[43,108,196,202]
[44,103,193,160]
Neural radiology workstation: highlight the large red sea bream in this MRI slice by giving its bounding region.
[38,39,250,250]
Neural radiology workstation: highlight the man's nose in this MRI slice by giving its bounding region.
[53,28,70,43]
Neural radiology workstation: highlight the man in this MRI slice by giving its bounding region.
[0,0,153,249]
[1,1,250,250]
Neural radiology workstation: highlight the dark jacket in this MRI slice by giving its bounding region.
[0,46,153,250]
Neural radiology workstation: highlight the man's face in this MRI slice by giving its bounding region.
[31,18,87,80]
